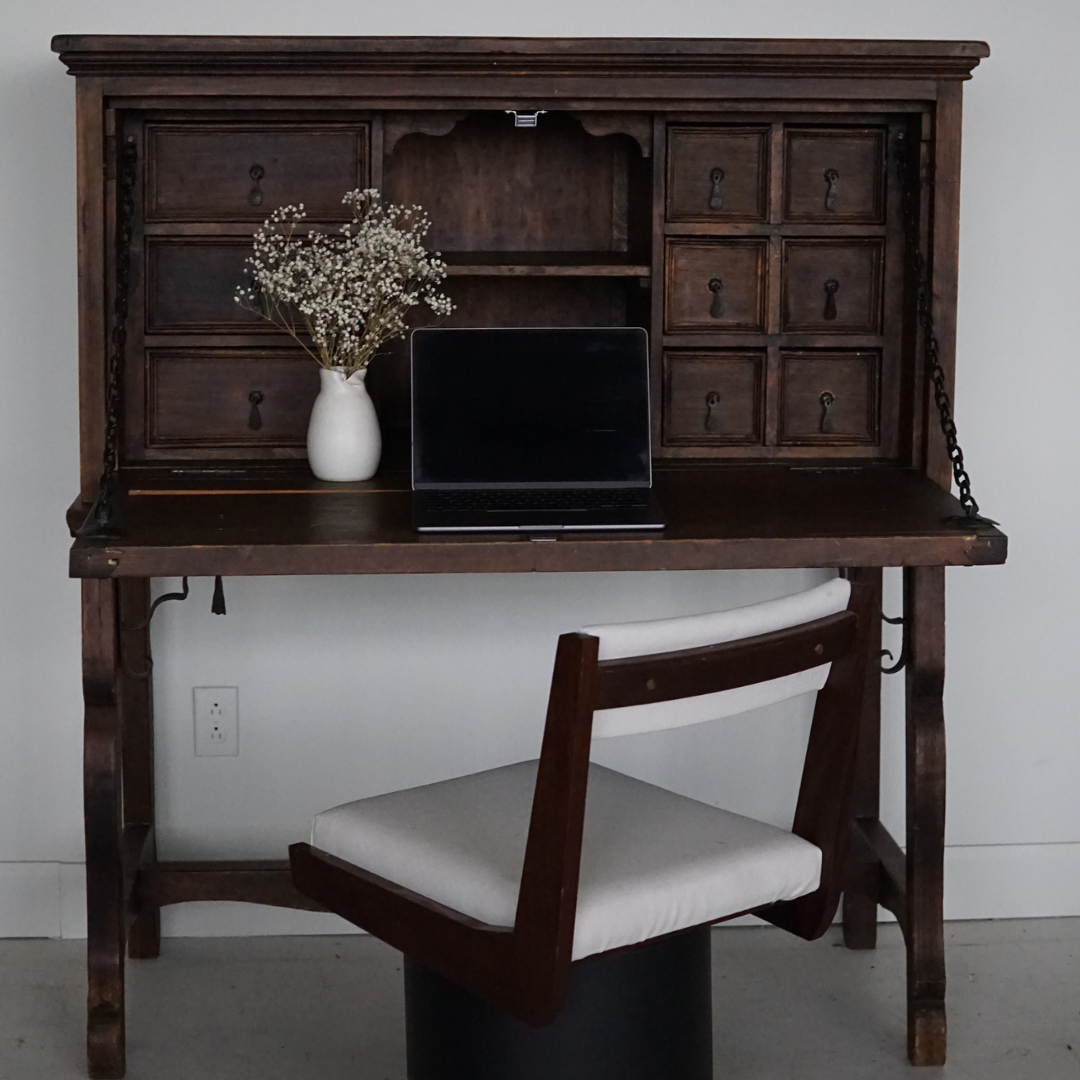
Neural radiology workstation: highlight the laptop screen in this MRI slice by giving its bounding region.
[411,327,652,489]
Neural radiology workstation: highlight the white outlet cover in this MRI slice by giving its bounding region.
[193,686,239,757]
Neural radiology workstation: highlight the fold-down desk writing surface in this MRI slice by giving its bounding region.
[68,464,1006,578]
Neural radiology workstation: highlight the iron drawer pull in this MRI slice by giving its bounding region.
[708,278,724,318]
[704,391,721,432]
[823,279,839,320]
[709,167,724,211]
[248,390,264,430]
[824,168,839,211]
[249,163,265,206]
[819,390,836,434]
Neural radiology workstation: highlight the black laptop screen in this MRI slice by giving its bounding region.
[411,328,651,488]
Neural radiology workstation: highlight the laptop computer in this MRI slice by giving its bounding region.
[411,327,665,533]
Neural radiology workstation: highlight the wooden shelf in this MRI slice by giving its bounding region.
[67,464,1006,579]
[442,252,651,278]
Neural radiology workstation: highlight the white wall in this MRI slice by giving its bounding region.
[1,0,1078,937]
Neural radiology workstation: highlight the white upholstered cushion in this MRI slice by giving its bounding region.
[312,760,821,961]
[582,577,851,739]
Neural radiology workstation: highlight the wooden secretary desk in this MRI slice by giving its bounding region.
[53,35,1005,1078]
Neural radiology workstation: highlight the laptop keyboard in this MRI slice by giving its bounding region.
[423,489,651,514]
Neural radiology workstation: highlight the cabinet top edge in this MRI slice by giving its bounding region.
[51,35,989,79]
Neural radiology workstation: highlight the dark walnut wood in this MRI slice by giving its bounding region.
[54,35,998,1076]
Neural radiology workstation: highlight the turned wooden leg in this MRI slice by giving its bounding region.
[119,578,160,959]
[842,567,883,950]
[83,579,126,1078]
[904,566,947,1066]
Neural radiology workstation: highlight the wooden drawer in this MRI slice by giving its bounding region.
[145,124,368,222]
[664,239,768,332]
[147,350,320,448]
[783,128,886,223]
[781,239,884,334]
[778,351,879,445]
[666,126,769,222]
[146,238,266,333]
[663,351,764,446]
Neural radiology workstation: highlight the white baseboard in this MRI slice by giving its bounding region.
[3,843,1080,938]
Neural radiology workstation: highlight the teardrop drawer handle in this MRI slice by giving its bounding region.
[709,167,724,211]
[823,279,839,321]
[708,278,724,319]
[819,390,836,434]
[824,168,839,211]
[249,164,265,206]
[248,390,264,430]
[704,391,721,433]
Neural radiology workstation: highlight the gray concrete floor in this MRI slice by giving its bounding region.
[1,920,1077,1079]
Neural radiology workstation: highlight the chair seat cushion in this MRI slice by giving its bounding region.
[311,762,821,960]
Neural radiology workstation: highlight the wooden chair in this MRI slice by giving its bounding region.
[290,577,873,1079]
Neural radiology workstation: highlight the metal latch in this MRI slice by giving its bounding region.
[505,110,547,128]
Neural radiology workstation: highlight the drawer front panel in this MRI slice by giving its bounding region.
[663,351,764,446]
[146,125,368,222]
[665,239,768,332]
[666,126,769,222]
[147,238,265,333]
[781,239,884,334]
[783,128,886,223]
[148,350,320,448]
[778,351,880,446]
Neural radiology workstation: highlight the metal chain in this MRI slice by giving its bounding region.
[894,129,991,523]
[84,134,139,537]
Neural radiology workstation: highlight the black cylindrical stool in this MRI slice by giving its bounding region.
[404,926,713,1080]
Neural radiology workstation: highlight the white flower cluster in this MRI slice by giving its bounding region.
[235,188,454,376]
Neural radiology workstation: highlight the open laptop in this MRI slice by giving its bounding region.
[411,327,665,532]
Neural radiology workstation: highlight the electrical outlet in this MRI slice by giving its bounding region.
[193,687,239,757]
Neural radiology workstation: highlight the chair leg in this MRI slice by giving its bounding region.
[842,567,883,950]
[904,566,947,1067]
[83,580,127,1079]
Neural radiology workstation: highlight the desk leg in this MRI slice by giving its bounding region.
[83,579,126,1079]
[119,579,160,959]
[904,566,947,1066]
[842,567,883,950]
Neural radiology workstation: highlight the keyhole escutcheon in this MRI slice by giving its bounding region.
[823,279,840,321]
[819,390,836,434]
[708,278,724,319]
[248,390,264,430]
[249,164,265,206]
[709,167,724,211]
[824,168,839,211]
[704,391,721,433]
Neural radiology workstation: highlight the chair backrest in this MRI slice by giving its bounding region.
[581,577,853,738]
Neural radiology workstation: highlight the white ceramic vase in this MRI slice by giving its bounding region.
[306,367,382,482]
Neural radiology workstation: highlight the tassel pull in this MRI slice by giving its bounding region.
[211,576,226,616]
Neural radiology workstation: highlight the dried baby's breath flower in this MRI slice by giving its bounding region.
[235,189,453,377]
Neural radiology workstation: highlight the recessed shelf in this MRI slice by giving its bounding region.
[442,252,651,278]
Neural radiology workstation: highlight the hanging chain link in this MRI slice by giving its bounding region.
[84,134,138,537]
[894,129,992,524]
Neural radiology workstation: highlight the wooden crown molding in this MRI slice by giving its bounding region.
[52,36,989,81]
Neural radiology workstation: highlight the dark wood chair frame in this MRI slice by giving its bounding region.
[290,582,874,1025]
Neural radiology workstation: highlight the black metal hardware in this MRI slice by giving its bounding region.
[704,391,721,432]
[82,135,139,539]
[212,576,227,615]
[248,163,265,206]
[879,602,907,674]
[709,167,724,211]
[819,391,836,434]
[895,130,992,522]
[824,168,839,211]
[823,278,839,320]
[119,578,190,680]
[708,278,724,318]
[248,390,264,430]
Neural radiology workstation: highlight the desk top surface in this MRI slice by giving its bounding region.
[68,464,1006,578]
